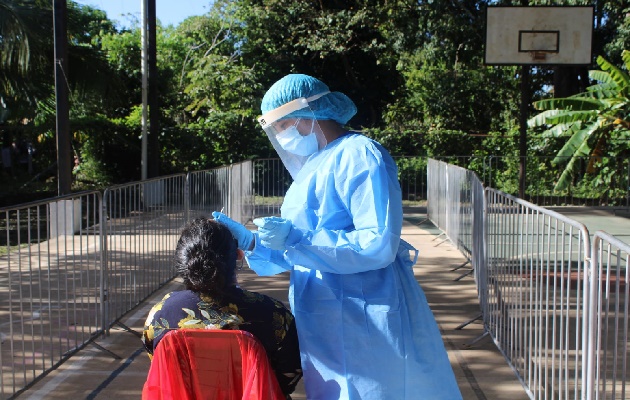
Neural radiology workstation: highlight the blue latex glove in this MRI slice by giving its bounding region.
[253,216,302,251]
[212,211,254,251]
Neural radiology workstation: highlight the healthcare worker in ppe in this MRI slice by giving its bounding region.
[213,74,462,400]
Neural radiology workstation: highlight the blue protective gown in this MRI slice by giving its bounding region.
[246,133,462,400]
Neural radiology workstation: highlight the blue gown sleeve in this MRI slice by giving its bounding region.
[285,141,403,274]
[244,233,292,276]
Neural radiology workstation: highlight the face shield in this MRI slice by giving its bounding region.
[257,93,328,179]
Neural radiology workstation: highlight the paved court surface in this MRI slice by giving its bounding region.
[550,206,630,242]
[18,211,530,400]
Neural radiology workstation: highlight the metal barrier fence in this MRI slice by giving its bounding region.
[0,191,103,399]
[0,161,253,399]
[2,155,629,399]
[430,158,630,399]
[228,161,254,224]
[427,159,447,230]
[188,165,230,218]
[587,232,629,400]
[485,188,591,400]
[253,157,429,217]
[427,158,488,342]
[188,160,254,224]
[427,160,484,280]
[102,174,188,327]
[393,156,429,202]
[252,158,290,218]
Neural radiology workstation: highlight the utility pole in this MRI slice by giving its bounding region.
[53,0,72,195]
[519,66,530,199]
[141,0,148,180]
[147,0,160,178]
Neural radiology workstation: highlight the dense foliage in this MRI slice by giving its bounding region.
[1,0,630,201]
[529,51,630,200]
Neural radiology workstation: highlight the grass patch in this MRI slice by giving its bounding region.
[0,243,30,256]
[403,200,426,207]
[254,195,285,205]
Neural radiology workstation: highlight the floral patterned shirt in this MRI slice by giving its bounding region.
[142,287,302,395]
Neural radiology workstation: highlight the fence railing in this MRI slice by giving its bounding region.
[187,166,230,218]
[427,158,488,330]
[416,155,630,208]
[429,158,629,400]
[485,188,590,400]
[2,155,629,399]
[187,160,254,223]
[252,158,291,217]
[427,159,484,278]
[0,161,253,399]
[0,191,103,399]
[228,161,255,224]
[427,159,447,229]
[587,232,630,400]
[102,174,188,327]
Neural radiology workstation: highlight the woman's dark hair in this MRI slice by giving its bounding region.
[175,218,238,297]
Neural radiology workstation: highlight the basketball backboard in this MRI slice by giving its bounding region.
[485,6,594,65]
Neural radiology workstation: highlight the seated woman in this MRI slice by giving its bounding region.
[142,217,302,397]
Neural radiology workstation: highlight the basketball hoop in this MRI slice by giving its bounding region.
[531,51,549,62]
[484,6,594,200]
[485,6,593,66]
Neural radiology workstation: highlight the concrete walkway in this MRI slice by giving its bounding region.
[18,213,529,400]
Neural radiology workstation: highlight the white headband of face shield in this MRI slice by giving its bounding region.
[257,91,330,129]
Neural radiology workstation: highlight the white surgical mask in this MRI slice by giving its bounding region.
[276,125,319,157]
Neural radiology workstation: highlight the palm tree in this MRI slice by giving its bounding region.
[0,0,51,117]
[528,50,630,192]
[0,0,121,120]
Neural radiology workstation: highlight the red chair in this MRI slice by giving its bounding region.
[142,329,285,400]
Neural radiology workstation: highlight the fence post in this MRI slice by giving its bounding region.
[101,190,109,335]
[584,237,597,400]
[184,173,190,222]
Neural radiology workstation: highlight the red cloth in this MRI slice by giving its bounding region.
[142,330,285,400]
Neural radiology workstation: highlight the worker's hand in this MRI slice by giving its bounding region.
[212,211,254,251]
[253,216,302,251]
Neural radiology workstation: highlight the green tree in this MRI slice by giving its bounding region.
[0,0,51,117]
[172,5,267,168]
[528,50,630,192]
[367,0,520,158]
[0,1,118,117]
[234,0,411,128]
[0,0,129,190]
[598,1,630,65]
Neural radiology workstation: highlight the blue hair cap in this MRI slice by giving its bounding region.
[261,74,357,125]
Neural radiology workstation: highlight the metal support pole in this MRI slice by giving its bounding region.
[53,0,72,195]
[147,0,159,178]
[141,0,148,180]
[518,65,530,200]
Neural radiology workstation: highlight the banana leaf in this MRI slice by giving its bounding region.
[533,97,603,111]
[540,122,574,138]
[544,110,598,125]
[528,109,560,128]
[597,55,630,92]
[553,120,599,161]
